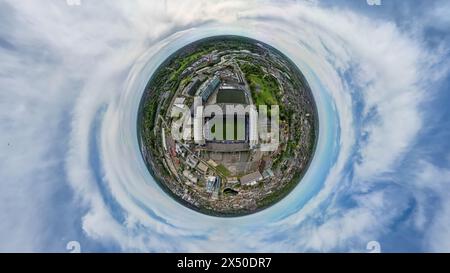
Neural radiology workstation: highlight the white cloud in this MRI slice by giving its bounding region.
[409,161,450,251]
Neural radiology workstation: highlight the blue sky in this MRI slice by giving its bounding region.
[1,0,449,252]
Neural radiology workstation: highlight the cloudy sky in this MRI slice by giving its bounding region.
[1,0,450,252]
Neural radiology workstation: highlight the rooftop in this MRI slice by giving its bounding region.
[240,171,263,185]
[174,97,186,106]
[197,162,209,174]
